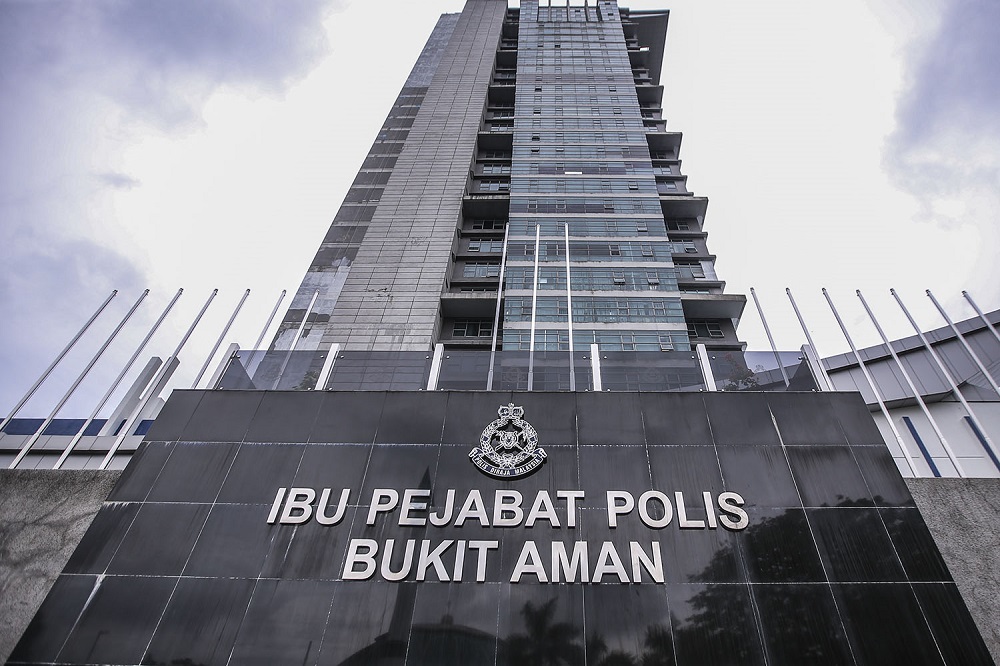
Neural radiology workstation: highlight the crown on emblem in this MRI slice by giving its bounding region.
[498,403,524,419]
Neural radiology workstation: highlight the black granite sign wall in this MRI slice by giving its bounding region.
[7,390,993,665]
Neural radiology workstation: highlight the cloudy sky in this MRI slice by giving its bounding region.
[1,0,998,416]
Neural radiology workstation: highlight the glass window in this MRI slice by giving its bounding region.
[467,239,504,253]
[481,163,510,175]
[477,219,505,230]
[453,320,493,338]
[475,179,509,192]
[462,262,500,278]
[687,320,725,339]
[675,262,706,279]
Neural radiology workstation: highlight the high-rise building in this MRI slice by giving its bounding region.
[272,0,743,371]
[4,2,998,664]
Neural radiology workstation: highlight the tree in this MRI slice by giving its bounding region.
[505,598,585,666]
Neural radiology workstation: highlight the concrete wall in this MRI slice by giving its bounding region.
[0,470,119,663]
[324,0,507,350]
[907,477,1000,664]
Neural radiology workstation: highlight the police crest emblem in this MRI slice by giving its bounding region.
[470,403,547,478]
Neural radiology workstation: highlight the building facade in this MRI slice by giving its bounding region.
[273,0,744,364]
[824,309,1000,479]
[4,2,998,664]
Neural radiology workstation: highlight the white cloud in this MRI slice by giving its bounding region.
[0,0,341,414]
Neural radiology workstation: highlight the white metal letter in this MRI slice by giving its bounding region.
[511,541,548,583]
[343,539,378,580]
[367,489,400,525]
[607,491,635,527]
[279,488,316,524]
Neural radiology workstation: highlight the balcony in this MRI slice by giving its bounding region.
[659,196,708,220]
[657,178,689,196]
[440,291,498,319]
[482,121,514,133]
[635,84,663,107]
[463,194,510,219]
[681,293,747,321]
[646,131,682,156]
